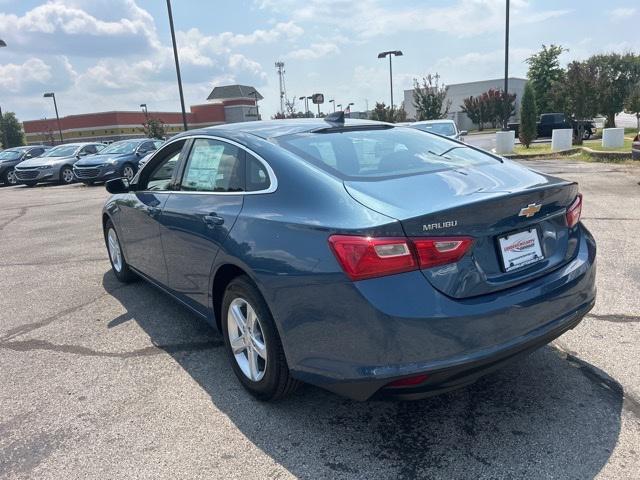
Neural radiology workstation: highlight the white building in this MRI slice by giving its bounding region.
[403,77,527,131]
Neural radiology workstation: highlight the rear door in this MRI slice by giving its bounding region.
[117,139,187,284]
[160,137,245,311]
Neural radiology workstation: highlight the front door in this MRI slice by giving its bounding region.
[118,140,186,285]
[160,138,245,311]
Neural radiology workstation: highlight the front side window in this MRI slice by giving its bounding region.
[278,127,498,180]
[181,139,244,192]
[141,140,186,191]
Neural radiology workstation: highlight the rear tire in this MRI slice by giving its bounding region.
[221,276,300,401]
[104,220,136,283]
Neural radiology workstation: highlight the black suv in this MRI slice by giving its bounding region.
[0,146,50,185]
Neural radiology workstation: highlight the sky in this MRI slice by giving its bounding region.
[1,0,639,122]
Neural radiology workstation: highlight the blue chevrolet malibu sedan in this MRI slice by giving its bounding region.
[102,115,596,401]
[74,138,163,185]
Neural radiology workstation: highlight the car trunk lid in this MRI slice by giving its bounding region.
[344,161,580,298]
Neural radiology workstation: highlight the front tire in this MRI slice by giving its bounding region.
[3,168,17,186]
[221,276,300,401]
[60,166,75,185]
[121,163,135,181]
[104,220,136,283]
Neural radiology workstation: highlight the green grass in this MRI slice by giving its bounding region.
[583,138,633,152]
[513,143,554,155]
[624,127,639,136]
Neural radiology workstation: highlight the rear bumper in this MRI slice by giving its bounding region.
[274,225,596,401]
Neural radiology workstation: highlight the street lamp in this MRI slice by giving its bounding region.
[377,50,403,110]
[337,104,342,111]
[329,99,335,112]
[43,92,64,144]
[140,103,148,117]
[502,0,510,130]
[250,90,260,119]
[346,102,354,118]
[299,96,308,116]
[166,0,188,131]
[0,39,6,148]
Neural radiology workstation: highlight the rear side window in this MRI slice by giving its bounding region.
[181,139,244,192]
[278,127,498,180]
[246,154,271,192]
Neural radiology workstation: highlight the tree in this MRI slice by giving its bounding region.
[460,96,484,130]
[519,82,538,148]
[0,111,25,148]
[369,102,405,123]
[412,74,451,121]
[624,82,640,130]
[587,53,638,128]
[561,61,599,145]
[526,44,567,113]
[494,90,517,128]
[142,118,166,139]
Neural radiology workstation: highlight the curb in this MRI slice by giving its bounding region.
[503,147,633,161]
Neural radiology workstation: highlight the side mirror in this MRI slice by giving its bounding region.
[459,130,468,136]
[105,177,131,194]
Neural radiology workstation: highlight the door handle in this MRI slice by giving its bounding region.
[147,206,162,218]
[203,213,224,227]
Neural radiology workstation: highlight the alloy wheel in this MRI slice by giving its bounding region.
[107,228,123,272]
[227,297,267,382]
[6,169,17,185]
[61,168,74,184]
[123,166,134,180]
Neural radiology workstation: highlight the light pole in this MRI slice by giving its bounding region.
[346,102,354,118]
[299,96,308,116]
[0,39,7,148]
[166,0,188,131]
[329,99,335,112]
[140,103,148,117]
[377,50,403,110]
[337,104,342,111]
[43,92,63,144]
[502,0,510,130]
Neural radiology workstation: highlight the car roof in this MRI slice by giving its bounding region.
[412,119,455,125]
[51,142,103,148]
[175,119,391,141]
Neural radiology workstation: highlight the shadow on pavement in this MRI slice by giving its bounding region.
[103,271,621,479]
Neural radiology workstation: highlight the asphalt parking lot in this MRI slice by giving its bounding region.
[1,159,640,479]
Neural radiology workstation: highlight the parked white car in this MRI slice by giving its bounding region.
[408,119,467,141]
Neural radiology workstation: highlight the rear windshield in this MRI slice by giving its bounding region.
[277,127,497,180]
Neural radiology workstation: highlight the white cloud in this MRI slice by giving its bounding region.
[285,42,340,60]
[609,7,636,21]
[0,58,52,92]
[255,0,571,38]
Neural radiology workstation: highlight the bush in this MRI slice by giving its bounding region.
[519,82,537,148]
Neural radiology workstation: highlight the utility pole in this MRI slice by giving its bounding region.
[503,0,510,130]
[166,0,188,131]
[275,61,286,115]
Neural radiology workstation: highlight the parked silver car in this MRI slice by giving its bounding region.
[14,143,105,186]
[409,119,467,141]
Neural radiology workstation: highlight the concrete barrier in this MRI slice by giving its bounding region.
[552,129,573,152]
[602,128,624,149]
[495,130,515,154]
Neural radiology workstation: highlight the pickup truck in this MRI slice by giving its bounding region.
[508,113,596,140]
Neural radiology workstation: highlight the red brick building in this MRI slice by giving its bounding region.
[24,84,262,145]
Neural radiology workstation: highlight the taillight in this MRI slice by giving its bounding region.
[328,235,473,281]
[566,194,582,228]
[328,236,417,281]
[412,237,474,269]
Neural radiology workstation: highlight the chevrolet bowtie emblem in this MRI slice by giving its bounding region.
[519,203,542,218]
